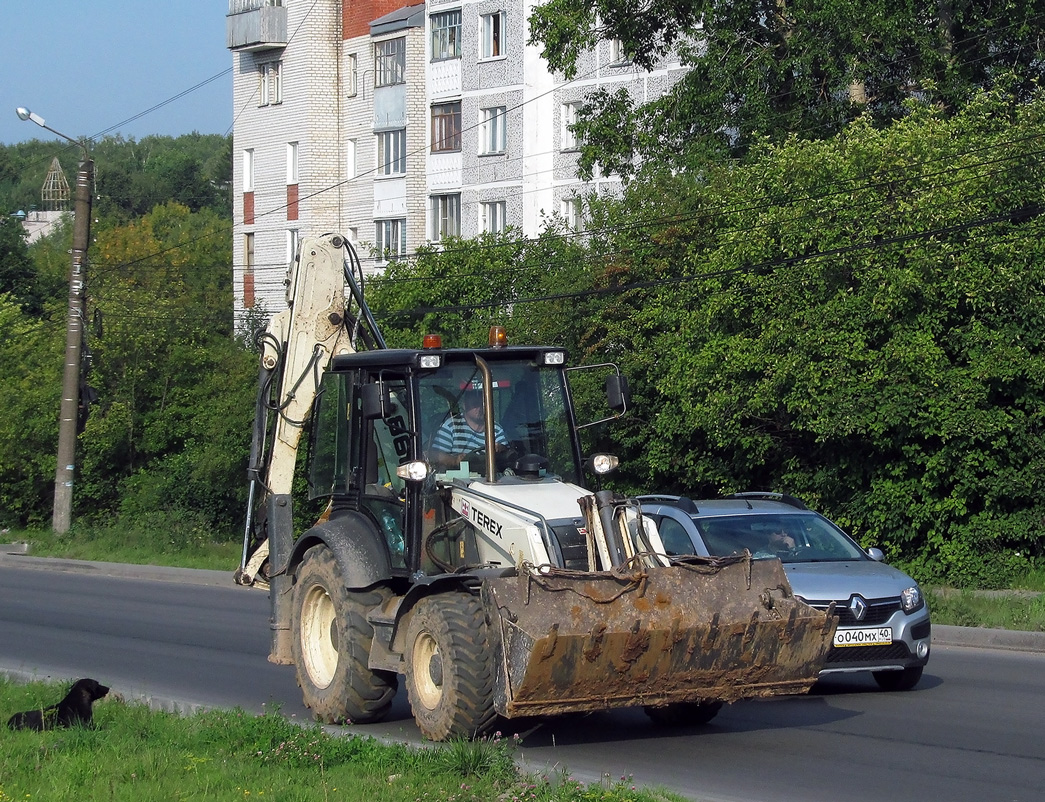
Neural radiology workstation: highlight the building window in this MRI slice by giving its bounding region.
[431,10,461,60]
[377,129,407,176]
[431,102,462,152]
[481,12,504,59]
[481,200,506,234]
[259,60,282,106]
[562,197,583,230]
[346,53,358,97]
[375,38,406,87]
[243,232,255,308]
[480,107,506,154]
[287,229,300,264]
[561,102,581,150]
[608,39,630,65]
[431,194,461,241]
[242,148,255,191]
[347,139,357,179]
[375,219,407,259]
[286,142,299,184]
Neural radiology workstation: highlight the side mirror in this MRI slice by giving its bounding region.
[866,547,885,562]
[361,382,388,419]
[606,374,630,412]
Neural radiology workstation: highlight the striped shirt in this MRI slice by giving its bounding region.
[432,415,507,455]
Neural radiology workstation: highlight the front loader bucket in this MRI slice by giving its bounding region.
[480,556,836,719]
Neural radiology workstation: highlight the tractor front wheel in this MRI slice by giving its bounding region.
[403,592,496,741]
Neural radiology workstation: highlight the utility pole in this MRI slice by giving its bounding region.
[16,108,94,533]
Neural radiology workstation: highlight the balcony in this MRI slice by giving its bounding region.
[227,0,287,52]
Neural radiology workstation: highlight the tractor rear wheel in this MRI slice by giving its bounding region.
[403,592,496,741]
[291,544,397,724]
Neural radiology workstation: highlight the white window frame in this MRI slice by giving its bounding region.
[562,197,583,230]
[346,53,358,97]
[375,38,406,87]
[286,142,299,185]
[431,10,462,60]
[480,107,507,155]
[608,38,630,65]
[286,228,300,264]
[377,129,407,176]
[481,200,506,234]
[431,194,461,241]
[259,60,282,106]
[480,12,505,59]
[242,148,255,191]
[561,101,581,150]
[346,139,357,179]
[375,218,407,260]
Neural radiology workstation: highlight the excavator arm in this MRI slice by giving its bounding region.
[235,234,382,587]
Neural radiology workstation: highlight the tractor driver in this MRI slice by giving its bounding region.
[431,388,509,470]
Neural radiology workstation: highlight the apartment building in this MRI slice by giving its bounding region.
[226,0,685,322]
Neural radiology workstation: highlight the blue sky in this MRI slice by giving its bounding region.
[1,0,232,145]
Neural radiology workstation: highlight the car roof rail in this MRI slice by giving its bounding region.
[638,495,699,513]
[726,491,808,510]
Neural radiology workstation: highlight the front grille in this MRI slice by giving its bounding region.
[825,642,911,664]
[807,597,902,626]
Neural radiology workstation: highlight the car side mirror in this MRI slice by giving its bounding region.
[866,547,885,562]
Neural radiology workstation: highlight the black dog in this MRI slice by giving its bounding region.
[7,678,110,731]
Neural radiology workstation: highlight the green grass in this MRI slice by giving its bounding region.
[926,587,1045,631]
[6,524,240,571]
[0,677,683,802]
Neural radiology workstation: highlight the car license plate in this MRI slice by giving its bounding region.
[833,626,893,647]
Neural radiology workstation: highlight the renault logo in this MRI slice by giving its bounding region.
[849,595,868,621]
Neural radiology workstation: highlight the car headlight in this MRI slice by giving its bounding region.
[900,586,923,613]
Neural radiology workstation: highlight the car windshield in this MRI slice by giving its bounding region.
[693,512,867,563]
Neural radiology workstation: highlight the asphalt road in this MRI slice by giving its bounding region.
[1,553,1044,801]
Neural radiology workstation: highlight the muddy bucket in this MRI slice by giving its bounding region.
[480,556,837,718]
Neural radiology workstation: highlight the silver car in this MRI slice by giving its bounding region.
[639,492,931,690]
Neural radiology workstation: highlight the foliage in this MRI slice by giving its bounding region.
[528,0,1045,176]
[575,90,1045,587]
[0,133,231,221]
[0,216,39,312]
[0,296,62,527]
[77,202,252,534]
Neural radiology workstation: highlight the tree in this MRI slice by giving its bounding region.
[0,216,38,312]
[529,0,1045,177]
[571,90,1045,587]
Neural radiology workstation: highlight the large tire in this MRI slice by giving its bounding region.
[872,665,923,691]
[291,544,397,724]
[403,592,497,741]
[644,701,723,727]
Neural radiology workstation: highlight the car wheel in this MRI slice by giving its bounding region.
[291,545,398,723]
[872,665,923,691]
[644,701,723,726]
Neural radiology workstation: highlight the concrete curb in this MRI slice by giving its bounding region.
[0,545,231,587]
[932,623,1045,653]
[4,545,1045,653]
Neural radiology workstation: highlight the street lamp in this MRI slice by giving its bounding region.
[16,106,94,534]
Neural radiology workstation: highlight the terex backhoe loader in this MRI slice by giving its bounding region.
[236,233,837,741]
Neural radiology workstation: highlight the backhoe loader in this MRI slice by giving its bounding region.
[236,233,837,740]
